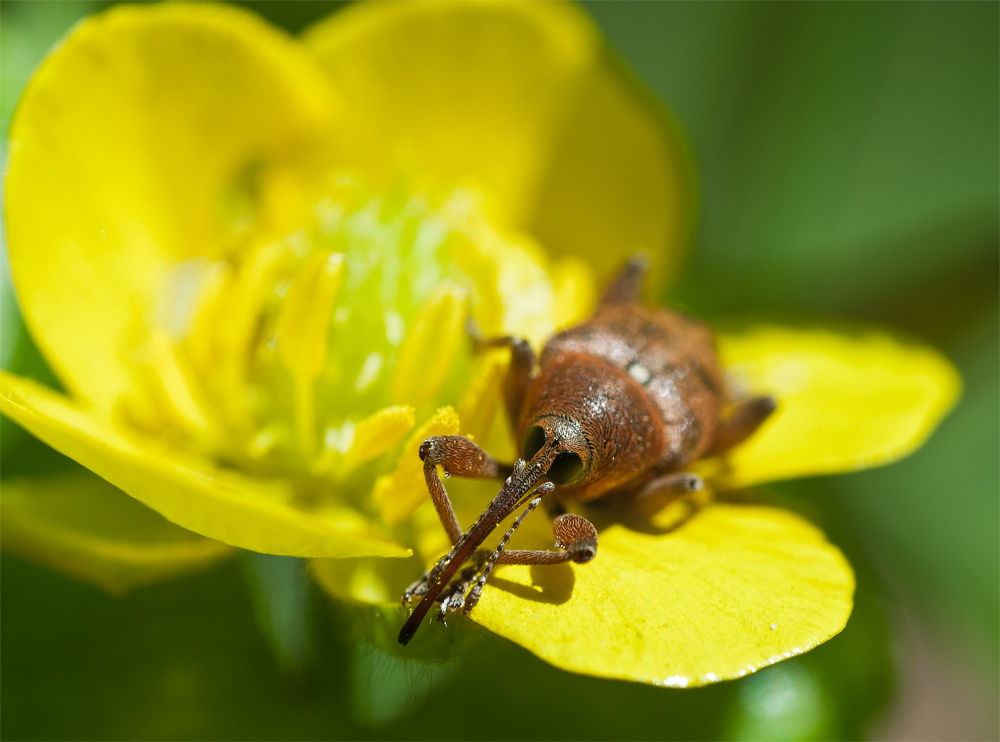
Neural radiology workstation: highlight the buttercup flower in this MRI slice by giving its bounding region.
[1,1,959,688]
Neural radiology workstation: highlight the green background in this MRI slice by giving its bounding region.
[2,2,997,739]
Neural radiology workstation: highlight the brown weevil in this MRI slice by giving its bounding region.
[398,256,776,645]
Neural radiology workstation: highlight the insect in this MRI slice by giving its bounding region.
[398,256,776,645]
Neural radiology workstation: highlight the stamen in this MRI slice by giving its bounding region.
[390,284,467,403]
[277,252,343,379]
[276,251,344,459]
[145,331,214,441]
[245,423,288,462]
[330,405,415,478]
[457,352,508,443]
[176,260,233,376]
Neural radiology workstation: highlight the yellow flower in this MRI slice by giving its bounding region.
[0,1,958,688]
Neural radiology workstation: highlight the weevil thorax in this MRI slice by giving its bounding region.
[519,303,726,501]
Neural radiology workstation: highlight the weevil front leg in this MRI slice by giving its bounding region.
[628,471,705,515]
[599,254,649,307]
[404,436,512,605]
[627,397,777,515]
[419,435,512,545]
[710,395,777,455]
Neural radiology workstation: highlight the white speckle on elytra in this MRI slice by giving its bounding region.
[627,361,652,385]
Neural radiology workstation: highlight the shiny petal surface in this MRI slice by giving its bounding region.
[0,373,409,559]
[472,504,854,686]
[311,555,418,608]
[304,0,693,285]
[5,3,337,413]
[1,471,232,594]
[717,324,962,488]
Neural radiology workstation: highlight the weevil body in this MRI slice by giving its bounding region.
[517,301,724,503]
[399,257,775,645]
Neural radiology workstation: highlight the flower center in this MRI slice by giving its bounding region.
[123,172,555,501]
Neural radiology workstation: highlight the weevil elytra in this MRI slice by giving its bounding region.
[398,256,776,645]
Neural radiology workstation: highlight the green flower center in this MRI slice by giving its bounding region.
[124,172,549,500]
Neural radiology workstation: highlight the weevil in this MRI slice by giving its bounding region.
[398,256,776,645]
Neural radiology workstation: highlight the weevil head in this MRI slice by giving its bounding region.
[518,352,665,499]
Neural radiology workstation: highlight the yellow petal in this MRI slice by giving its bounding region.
[372,407,460,526]
[0,372,409,559]
[527,60,696,292]
[717,323,962,488]
[550,256,598,329]
[311,555,419,607]
[1,470,232,594]
[472,504,854,686]
[304,0,692,287]
[5,3,337,414]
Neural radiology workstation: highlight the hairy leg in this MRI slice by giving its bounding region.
[599,254,649,307]
[710,396,777,455]
[419,435,510,544]
[628,471,705,515]
[463,508,598,614]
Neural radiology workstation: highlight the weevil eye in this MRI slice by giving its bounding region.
[548,451,584,484]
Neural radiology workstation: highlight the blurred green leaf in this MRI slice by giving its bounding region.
[349,640,454,727]
[242,554,313,677]
[1,556,354,740]
[726,663,830,741]
[591,3,998,319]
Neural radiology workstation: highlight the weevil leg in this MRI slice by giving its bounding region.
[467,321,535,429]
[420,435,512,545]
[434,562,484,621]
[404,437,514,606]
[405,557,484,609]
[710,396,777,455]
[598,254,649,307]
[463,507,599,615]
[629,471,705,515]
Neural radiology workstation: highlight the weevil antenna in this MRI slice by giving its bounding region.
[398,441,560,645]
